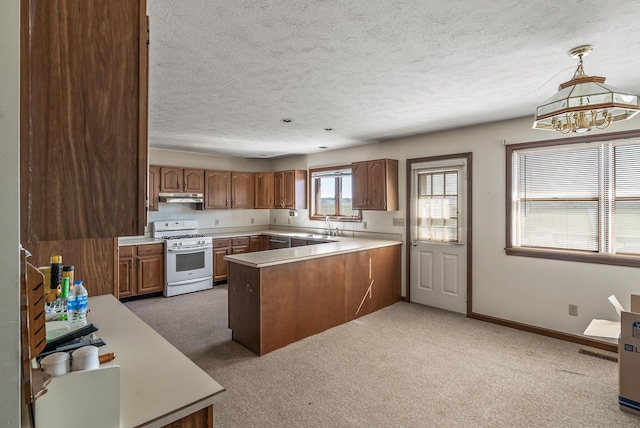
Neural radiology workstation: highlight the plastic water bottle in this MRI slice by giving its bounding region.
[67,280,88,330]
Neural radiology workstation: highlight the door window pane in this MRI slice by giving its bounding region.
[417,170,459,242]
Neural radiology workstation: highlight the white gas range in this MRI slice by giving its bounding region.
[153,220,213,297]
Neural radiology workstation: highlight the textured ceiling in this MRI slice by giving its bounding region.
[147,0,640,158]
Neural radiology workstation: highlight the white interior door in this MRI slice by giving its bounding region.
[410,157,468,314]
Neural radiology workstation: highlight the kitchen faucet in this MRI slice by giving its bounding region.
[325,216,339,236]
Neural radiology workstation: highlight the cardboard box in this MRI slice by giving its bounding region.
[619,294,640,416]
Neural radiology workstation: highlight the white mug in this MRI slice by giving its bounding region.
[40,352,70,377]
[71,346,99,371]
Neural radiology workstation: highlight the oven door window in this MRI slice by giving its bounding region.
[175,251,205,272]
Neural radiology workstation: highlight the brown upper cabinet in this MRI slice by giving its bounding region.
[254,172,275,209]
[205,171,254,209]
[148,165,160,212]
[20,0,149,241]
[159,167,204,193]
[274,170,307,209]
[351,159,398,211]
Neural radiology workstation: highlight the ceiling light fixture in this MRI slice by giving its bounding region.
[533,45,640,134]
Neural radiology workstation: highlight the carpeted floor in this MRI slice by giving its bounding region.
[124,285,639,427]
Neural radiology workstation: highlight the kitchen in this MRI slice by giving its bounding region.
[5,1,640,427]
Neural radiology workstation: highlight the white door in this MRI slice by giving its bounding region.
[409,156,468,314]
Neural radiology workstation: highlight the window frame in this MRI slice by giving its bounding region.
[505,129,640,268]
[308,165,362,222]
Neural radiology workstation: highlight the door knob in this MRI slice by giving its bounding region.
[411,240,418,247]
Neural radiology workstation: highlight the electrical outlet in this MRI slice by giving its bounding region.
[363,221,367,230]
[287,217,291,224]
[569,304,578,316]
[214,219,219,226]
[251,218,254,224]
[273,218,276,224]
[392,218,405,227]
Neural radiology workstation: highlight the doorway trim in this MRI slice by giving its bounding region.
[405,152,473,315]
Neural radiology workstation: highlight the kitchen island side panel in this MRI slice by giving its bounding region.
[260,255,346,355]
[228,263,261,354]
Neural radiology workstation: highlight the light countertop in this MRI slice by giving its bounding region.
[88,295,225,427]
[225,237,402,268]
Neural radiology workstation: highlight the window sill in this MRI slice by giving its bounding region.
[505,247,640,268]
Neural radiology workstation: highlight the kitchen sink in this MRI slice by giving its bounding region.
[304,233,332,239]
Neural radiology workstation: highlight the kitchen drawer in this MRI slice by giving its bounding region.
[231,237,249,246]
[119,246,134,257]
[213,238,230,248]
[136,244,163,256]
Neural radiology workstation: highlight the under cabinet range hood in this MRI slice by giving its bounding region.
[158,193,204,209]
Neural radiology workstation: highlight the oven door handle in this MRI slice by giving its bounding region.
[167,245,212,252]
[167,277,212,286]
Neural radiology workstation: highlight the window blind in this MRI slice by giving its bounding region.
[511,138,640,256]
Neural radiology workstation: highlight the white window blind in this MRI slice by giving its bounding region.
[511,138,640,256]
[615,144,640,255]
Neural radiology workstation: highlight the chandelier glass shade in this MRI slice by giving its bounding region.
[533,46,640,134]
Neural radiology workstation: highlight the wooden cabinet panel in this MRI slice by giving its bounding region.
[231,172,254,209]
[160,167,182,192]
[249,235,265,252]
[137,255,164,294]
[351,159,398,211]
[274,170,307,209]
[22,238,118,297]
[213,247,229,282]
[204,171,254,210]
[160,405,213,428]
[351,162,369,209]
[20,0,148,242]
[344,246,401,321]
[148,165,160,212]
[212,238,230,282]
[118,252,134,299]
[183,168,205,193]
[160,167,204,193]
[204,171,231,209]
[254,172,274,209]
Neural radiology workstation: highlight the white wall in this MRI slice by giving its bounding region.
[272,116,640,343]
[0,1,21,425]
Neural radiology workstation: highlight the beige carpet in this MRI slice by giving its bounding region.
[125,285,638,427]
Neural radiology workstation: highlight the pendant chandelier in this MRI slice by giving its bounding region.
[533,45,640,134]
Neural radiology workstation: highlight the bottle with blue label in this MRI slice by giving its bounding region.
[66,280,88,330]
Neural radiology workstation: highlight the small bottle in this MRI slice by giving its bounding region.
[67,280,88,330]
[50,255,63,297]
[59,277,69,321]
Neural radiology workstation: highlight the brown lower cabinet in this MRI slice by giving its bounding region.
[213,236,267,282]
[161,405,213,428]
[228,244,401,355]
[118,243,164,298]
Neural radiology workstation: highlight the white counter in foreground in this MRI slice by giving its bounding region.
[225,237,402,268]
[37,295,226,428]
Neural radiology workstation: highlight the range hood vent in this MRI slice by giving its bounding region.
[158,193,204,210]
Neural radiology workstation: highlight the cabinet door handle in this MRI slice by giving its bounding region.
[129,259,132,268]
[137,259,141,268]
